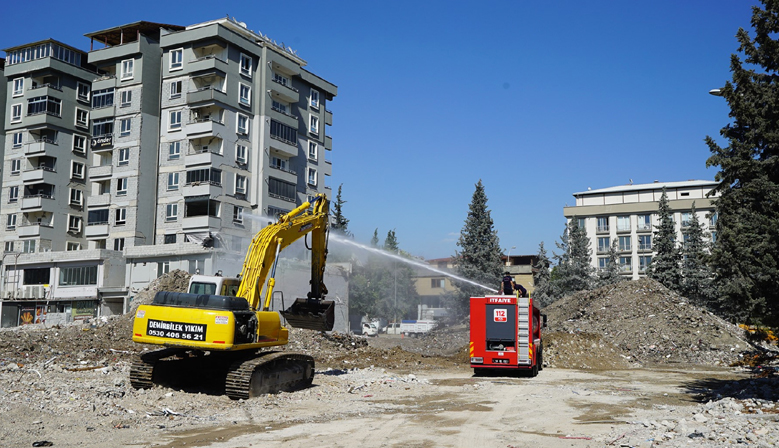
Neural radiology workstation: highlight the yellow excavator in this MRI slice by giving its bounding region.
[130,194,334,399]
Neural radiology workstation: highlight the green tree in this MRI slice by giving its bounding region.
[551,218,594,297]
[450,180,503,317]
[384,229,398,252]
[370,228,379,248]
[331,184,351,236]
[532,242,554,307]
[680,202,714,306]
[647,188,682,291]
[598,240,624,287]
[705,0,779,324]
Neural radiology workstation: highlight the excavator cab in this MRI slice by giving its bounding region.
[281,298,335,332]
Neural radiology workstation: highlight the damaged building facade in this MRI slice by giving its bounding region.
[0,19,337,327]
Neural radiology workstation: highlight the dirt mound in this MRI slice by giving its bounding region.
[542,278,751,367]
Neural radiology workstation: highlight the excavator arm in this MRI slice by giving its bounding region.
[235,194,334,330]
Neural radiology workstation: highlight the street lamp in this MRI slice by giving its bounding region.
[506,246,516,267]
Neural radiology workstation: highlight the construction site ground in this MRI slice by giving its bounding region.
[0,274,777,447]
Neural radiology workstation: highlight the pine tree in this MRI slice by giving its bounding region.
[532,242,554,307]
[705,0,779,325]
[370,229,379,248]
[451,180,503,317]
[551,218,595,297]
[681,202,714,306]
[647,188,682,291]
[598,240,624,287]
[384,229,398,252]
[331,184,351,236]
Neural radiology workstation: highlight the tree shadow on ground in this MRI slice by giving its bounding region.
[681,369,779,403]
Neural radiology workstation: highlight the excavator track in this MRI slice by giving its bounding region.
[129,348,185,390]
[225,352,315,400]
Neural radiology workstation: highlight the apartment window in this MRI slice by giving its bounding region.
[235,174,247,195]
[120,90,132,107]
[169,110,182,130]
[68,215,81,232]
[70,135,85,155]
[59,266,97,286]
[69,188,83,206]
[117,178,128,196]
[76,108,89,127]
[92,118,114,137]
[6,214,17,230]
[617,216,630,232]
[271,156,289,171]
[11,159,21,175]
[115,208,127,225]
[4,242,14,252]
[273,72,290,86]
[597,237,610,253]
[11,104,22,122]
[597,217,609,232]
[709,212,718,227]
[118,148,130,166]
[170,80,182,98]
[13,132,23,148]
[619,257,632,273]
[618,236,631,252]
[27,96,61,116]
[269,177,296,202]
[119,117,132,136]
[168,141,181,160]
[167,172,179,191]
[91,88,114,109]
[639,256,652,273]
[237,114,248,135]
[239,83,251,105]
[23,240,36,254]
[113,238,125,251]
[9,186,19,203]
[186,167,221,185]
[158,261,171,276]
[598,257,608,271]
[236,144,247,164]
[164,234,176,244]
[308,142,318,160]
[307,168,317,186]
[71,161,85,180]
[77,82,90,102]
[270,119,297,144]
[681,212,693,228]
[272,100,288,114]
[170,49,183,70]
[310,89,319,109]
[309,115,319,134]
[240,53,252,76]
[166,203,178,221]
[121,59,134,80]
[638,235,652,251]
[711,231,717,244]
[66,242,81,251]
[430,278,445,288]
[637,214,652,231]
[233,205,244,224]
[13,78,24,96]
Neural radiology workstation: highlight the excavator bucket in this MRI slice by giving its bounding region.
[281,298,335,331]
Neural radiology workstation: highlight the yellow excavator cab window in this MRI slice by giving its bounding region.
[189,282,217,295]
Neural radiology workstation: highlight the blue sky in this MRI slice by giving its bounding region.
[1,0,754,259]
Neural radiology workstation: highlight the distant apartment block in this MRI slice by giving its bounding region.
[0,19,337,327]
[563,180,718,280]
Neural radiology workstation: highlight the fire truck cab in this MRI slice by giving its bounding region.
[469,295,545,376]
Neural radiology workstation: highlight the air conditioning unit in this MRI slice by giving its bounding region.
[3,290,14,299]
[28,285,44,299]
[19,288,29,299]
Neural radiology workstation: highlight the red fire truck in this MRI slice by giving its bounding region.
[469,295,545,376]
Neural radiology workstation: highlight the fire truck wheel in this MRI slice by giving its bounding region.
[537,347,544,371]
[530,362,539,377]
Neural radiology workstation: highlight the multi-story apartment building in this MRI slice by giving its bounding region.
[0,57,6,191]
[0,18,337,327]
[562,180,719,280]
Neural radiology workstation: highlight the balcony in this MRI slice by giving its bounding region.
[270,106,298,128]
[185,118,226,136]
[269,135,298,158]
[270,79,299,103]
[23,112,61,128]
[189,55,229,74]
[89,165,113,180]
[185,149,223,167]
[92,76,117,91]
[21,194,54,211]
[269,164,297,183]
[87,193,111,207]
[182,182,222,198]
[182,215,221,230]
[24,139,58,156]
[85,223,109,238]
[616,226,631,234]
[17,224,54,240]
[28,84,62,97]
[187,87,228,105]
[325,109,333,126]
[596,225,610,234]
[325,135,332,151]
[90,104,116,120]
[22,167,57,185]
[636,224,652,233]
